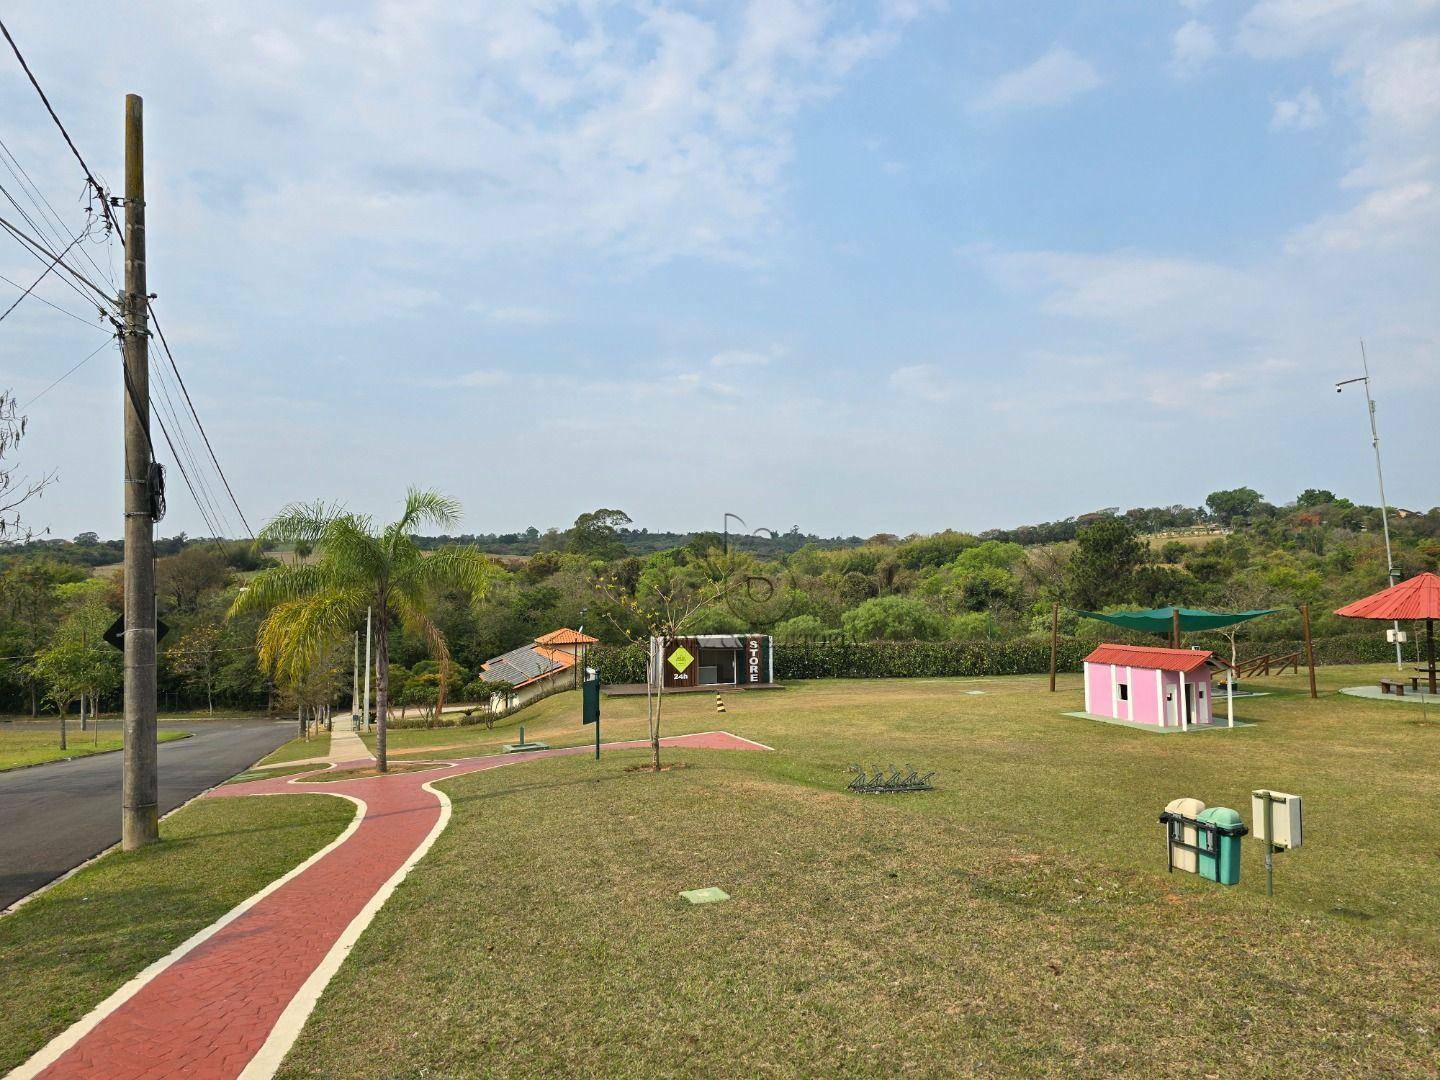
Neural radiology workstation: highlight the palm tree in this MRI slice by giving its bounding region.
[231,488,493,771]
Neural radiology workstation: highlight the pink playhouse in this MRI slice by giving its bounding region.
[1082,644,1215,729]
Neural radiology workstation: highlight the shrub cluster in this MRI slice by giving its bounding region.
[589,631,1406,684]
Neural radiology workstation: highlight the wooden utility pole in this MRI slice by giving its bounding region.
[121,93,158,849]
[1048,602,1059,692]
[1171,608,1181,649]
[1301,603,1318,699]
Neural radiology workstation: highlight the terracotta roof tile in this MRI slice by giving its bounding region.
[1335,573,1440,621]
[1084,643,1213,674]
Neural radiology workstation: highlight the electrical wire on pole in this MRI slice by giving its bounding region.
[2,15,253,544]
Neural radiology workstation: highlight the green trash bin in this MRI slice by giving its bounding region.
[1195,807,1247,885]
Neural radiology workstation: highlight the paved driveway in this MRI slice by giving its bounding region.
[0,718,296,909]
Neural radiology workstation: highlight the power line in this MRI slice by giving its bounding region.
[0,271,110,328]
[0,209,116,314]
[148,308,254,538]
[0,223,87,325]
[19,335,114,408]
[0,17,123,239]
[1,18,254,541]
[0,135,114,292]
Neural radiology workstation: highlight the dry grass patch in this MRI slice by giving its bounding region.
[282,753,1440,1077]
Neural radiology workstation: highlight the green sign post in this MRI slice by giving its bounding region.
[582,667,600,760]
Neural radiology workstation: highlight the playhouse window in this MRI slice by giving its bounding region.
[1198,688,1205,699]
[1118,683,1129,701]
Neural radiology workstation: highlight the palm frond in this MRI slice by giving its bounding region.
[256,499,346,548]
[319,515,386,586]
[395,544,496,603]
[228,563,328,617]
[395,488,462,535]
[256,586,368,682]
[394,591,451,669]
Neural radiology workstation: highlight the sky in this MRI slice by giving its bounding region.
[1,0,1438,542]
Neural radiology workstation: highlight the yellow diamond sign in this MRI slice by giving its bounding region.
[668,646,695,673]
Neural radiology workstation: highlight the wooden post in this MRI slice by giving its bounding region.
[1301,603,1318,699]
[1048,602,1059,692]
[1171,608,1181,649]
[121,93,159,850]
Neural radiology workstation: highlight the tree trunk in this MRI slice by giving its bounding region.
[651,685,663,772]
[376,610,390,773]
[298,704,305,738]
[60,703,67,751]
[80,694,87,732]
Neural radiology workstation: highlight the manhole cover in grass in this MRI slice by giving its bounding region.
[679,887,729,905]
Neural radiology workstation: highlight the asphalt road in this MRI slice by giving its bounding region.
[0,718,296,909]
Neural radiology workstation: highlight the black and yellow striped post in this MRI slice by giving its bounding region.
[715,693,726,714]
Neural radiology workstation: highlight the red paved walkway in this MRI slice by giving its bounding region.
[24,731,766,1080]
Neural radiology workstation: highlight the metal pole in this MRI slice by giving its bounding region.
[352,629,360,726]
[1263,793,1275,897]
[362,606,372,729]
[1048,602,1059,692]
[1358,342,1402,668]
[120,94,158,850]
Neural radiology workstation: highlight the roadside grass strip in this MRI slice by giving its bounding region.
[0,796,353,1075]
[0,728,189,772]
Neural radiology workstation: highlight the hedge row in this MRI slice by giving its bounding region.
[589,631,1410,683]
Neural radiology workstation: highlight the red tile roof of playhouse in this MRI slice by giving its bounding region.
[534,628,599,645]
[1083,643,1213,673]
[1335,572,1440,621]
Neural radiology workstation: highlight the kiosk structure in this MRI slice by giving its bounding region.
[1082,644,1218,729]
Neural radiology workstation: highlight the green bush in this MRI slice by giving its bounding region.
[590,632,1399,685]
[840,596,948,642]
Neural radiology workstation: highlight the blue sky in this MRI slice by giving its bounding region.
[2,1,1437,540]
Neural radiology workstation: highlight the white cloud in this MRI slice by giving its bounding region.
[1171,20,1219,77]
[1271,87,1327,129]
[44,0,938,300]
[710,347,782,368]
[1287,180,1439,251]
[476,306,560,326]
[1353,35,1440,132]
[1238,0,1440,59]
[888,363,957,402]
[455,369,509,388]
[969,46,1102,113]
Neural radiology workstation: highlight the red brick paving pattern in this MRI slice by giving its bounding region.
[32,732,763,1079]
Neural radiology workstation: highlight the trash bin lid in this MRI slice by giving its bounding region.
[1165,797,1205,816]
[1196,806,1247,835]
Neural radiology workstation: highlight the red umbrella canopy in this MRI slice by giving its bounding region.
[1335,572,1440,620]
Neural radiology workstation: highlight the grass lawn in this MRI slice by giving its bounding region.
[279,664,1440,1076]
[0,793,354,1073]
[256,730,332,766]
[0,722,189,771]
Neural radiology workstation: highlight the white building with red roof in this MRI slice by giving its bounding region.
[479,628,598,709]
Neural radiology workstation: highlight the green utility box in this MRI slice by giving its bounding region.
[1195,807,1247,885]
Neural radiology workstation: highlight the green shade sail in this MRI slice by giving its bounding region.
[1074,607,1279,635]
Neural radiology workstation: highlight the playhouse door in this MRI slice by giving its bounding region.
[1165,688,1176,726]
[1185,683,1196,725]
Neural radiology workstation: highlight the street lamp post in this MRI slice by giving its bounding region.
[1336,341,1403,669]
